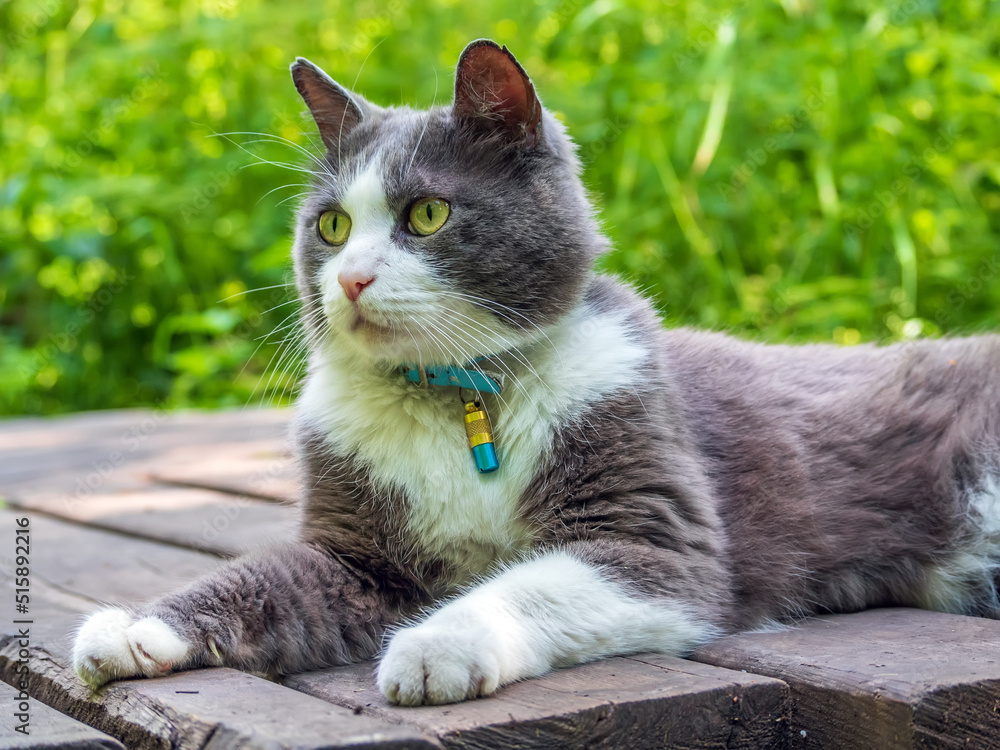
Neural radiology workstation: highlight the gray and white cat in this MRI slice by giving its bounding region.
[73,39,1000,706]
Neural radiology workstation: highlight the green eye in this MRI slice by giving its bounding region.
[408,198,450,236]
[318,210,351,246]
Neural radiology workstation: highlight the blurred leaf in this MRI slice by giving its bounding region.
[1,0,998,415]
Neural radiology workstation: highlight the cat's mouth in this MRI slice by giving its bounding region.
[349,311,395,339]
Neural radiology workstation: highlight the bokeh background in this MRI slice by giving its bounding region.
[2,0,998,416]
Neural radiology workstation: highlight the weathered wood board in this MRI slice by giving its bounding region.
[0,407,298,558]
[5,408,1000,749]
[0,510,792,749]
[5,485,298,559]
[0,409,291,499]
[286,653,791,749]
[0,511,432,749]
[147,440,297,502]
[693,608,1000,750]
[0,681,124,749]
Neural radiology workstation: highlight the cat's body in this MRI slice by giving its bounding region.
[73,40,1000,707]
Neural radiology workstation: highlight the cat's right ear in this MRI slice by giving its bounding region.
[453,39,542,150]
[290,58,366,155]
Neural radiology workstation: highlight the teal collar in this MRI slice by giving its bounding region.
[398,359,503,394]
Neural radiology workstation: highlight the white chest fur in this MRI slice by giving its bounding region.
[298,303,650,578]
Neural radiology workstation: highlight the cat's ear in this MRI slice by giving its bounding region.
[290,57,366,154]
[453,39,542,150]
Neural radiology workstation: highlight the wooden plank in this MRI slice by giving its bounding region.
[146,440,297,502]
[1,510,223,611]
[0,650,435,750]
[0,409,290,490]
[85,490,299,558]
[0,408,298,557]
[0,681,124,749]
[692,608,1000,750]
[0,511,433,749]
[286,653,791,749]
[6,486,299,558]
[0,434,293,504]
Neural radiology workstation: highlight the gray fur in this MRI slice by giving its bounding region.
[129,39,999,685]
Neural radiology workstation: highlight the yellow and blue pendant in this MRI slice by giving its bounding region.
[463,400,499,473]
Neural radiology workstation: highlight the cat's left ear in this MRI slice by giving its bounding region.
[290,57,368,155]
[453,39,542,150]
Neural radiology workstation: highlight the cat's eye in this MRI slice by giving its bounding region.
[408,198,450,236]
[318,210,351,246]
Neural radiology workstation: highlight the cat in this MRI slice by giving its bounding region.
[73,39,1000,707]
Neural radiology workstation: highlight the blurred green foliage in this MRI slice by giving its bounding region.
[1,0,998,416]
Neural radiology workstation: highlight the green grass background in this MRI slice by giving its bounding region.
[2,0,998,415]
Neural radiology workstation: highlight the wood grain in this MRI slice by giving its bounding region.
[6,410,999,748]
[0,681,125,749]
[693,608,1000,749]
[0,408,298,558]
[286,654,791,749]
[6,486,298,559]
[0,512,433,749]
[0,409,290,489]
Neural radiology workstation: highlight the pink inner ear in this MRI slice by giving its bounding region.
[292,61,363,152]
[456,44,540,148]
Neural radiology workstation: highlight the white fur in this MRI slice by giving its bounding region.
[919,473,1000,613]
[302,155,650,575]
[300,301,649,576]
[377,551,716,705]
[74,608,190,688]
[303,155,677,706]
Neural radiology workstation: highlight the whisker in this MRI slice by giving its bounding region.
[341,38,389,166]
[259,294,321,317]
[435,290,558,355]
[257,182,313,206]
[212,130,332,177]
[433,317,534,411]
[208,130,327,178]
[218,282,295,303]
[405,66,438,178]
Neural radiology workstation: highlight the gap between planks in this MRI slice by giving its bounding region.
[1,498,235,560]
[145,475,292,505]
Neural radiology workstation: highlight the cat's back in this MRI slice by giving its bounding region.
[654,325,1000,623]
[660,326,1000,439]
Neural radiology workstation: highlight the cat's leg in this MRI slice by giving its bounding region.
[73,543,399,689]
[377,546,724,706]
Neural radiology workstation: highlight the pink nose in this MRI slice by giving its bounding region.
[338,271,374,302]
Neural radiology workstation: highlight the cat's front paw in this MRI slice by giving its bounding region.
[377,616,503,706]
[73,608,190,689]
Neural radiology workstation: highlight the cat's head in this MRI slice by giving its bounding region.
[290,39,605,366]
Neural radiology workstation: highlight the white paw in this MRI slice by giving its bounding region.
[73,608,190,689]
[377,616,504,706]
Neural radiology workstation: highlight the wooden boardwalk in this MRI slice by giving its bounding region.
[0,409,998,749]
